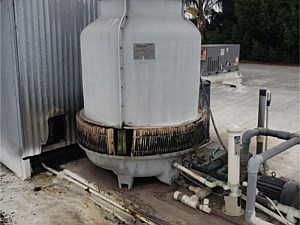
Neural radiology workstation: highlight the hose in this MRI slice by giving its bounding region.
[212,147,220,159]
[263,194,292,225]
[200,71,227,151]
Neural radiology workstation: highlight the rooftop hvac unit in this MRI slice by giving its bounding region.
[200,44,240,76]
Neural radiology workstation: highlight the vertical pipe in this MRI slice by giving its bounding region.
[203,80,211,141]
[264,91,271,152]
[223,124,243,216]
[227,124,242,192]
[263,91,271,172]
[257,89,267,154]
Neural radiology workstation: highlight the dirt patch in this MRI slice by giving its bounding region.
[0,164,117,225]
[0,210,14,224]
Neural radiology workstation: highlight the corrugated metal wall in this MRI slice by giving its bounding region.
[1,0,25,177]
[13,0,99,157]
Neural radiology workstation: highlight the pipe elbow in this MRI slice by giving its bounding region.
[242,129,260,144]
[241,129,260,159]
[291,133,300,139]
[245,212,257,225]
[247,155,264,174]
[173,162,179,168]
[245,212,274,225]
[293,136,300,144]
[203,180,216,188]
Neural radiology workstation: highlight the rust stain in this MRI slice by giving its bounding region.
[77,112,207,157]
[76,113,113,154]
[132,119,206,156]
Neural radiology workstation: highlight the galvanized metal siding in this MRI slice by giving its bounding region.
[1,0,25,177]
[13,0,99,157]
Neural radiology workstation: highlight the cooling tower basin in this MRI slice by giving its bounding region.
[76,111,208,189]
[77,0,207,189]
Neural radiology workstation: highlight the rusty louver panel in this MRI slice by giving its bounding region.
[132,119,206,156]
[76,112,114,155]
[13,0,99,157]
[76,111,207,157]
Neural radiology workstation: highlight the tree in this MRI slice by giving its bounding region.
[204,0,236,44]
[183,0,222,41]
[186,0,299,63]
[232,0,299,63]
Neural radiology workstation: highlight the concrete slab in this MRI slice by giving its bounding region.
[57,64,300,225]
[202,70,243,83]
[1,63,298,225]
[60,158,245,225]
[209,63,300,183]
[0,165,113,225]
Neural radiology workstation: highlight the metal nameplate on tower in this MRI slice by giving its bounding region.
[133,43,155,60]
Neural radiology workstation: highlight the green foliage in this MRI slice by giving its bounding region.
[183,0,222,39]
[203,0,299,63]
[251,40,267,62]
[205,0,236,44]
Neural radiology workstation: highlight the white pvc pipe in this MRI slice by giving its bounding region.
[226,124,243,193]
[199,198,211,214]
[189,186,211,200]
[174,191,198,209]
[173,162,229,190]
[173,191,211,214]
[41,163,157,225]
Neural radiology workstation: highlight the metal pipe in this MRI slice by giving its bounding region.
[263,91,272,173]
[173,162,229,190]
[257,89,267,154]
[245,136,299,225]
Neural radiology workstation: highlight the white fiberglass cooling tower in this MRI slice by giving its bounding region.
[76,0,208,189]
